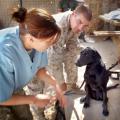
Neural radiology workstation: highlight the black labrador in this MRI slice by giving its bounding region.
[76,47,119,116]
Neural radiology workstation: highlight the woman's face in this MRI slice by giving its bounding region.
[31,35,57,52]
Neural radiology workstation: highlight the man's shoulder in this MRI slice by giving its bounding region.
[53,11,72,27]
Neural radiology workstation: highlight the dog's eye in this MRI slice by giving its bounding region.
[84,52,87,56]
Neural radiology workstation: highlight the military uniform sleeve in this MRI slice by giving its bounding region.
[0,53,14,102]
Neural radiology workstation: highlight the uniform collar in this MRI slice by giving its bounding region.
[62,10,72,32]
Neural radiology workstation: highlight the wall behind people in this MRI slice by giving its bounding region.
[57,0,79,12]
[0,0,57,27]
[84,0,119,34]
[84,0,103,34]
[102,0,120,30]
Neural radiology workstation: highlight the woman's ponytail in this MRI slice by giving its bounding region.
[12,7,27,23]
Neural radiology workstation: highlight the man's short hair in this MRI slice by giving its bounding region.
[74,5,92,21]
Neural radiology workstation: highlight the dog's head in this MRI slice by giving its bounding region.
[76,47,101,67]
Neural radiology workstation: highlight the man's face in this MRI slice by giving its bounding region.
[70,12,90,33]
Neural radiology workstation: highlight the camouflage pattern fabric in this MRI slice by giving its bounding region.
[0,89,33,120]
[47,11,80,85]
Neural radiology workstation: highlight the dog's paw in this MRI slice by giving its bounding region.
[102,110,109,116]
[80,97,86,103]
[83,102,90,108]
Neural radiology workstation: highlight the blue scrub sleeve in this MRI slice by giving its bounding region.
[38,52,48,69]
[0,54,14,102]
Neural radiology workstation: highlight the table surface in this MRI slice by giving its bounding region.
[99,9,120,26]
[99,15,120,26]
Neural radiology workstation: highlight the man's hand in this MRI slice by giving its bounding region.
[55,84,67,108]
[36,69,67,107]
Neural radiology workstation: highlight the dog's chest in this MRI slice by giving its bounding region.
[84,67,97,81]
[85,63,105,76]
[84,65,107,85]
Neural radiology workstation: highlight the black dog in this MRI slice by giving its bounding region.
[76,47,119,116]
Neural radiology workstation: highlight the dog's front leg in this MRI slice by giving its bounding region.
[83,84,91,108]
[102,88,109,116]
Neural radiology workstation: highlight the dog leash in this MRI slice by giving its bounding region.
[107,61,119,71]
[64,89,86,96]
[107,60,120,80]
[55,100,66,120]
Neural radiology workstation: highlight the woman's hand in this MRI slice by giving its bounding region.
[55,84,67,108]
[33,94,56,108]
[36,69,67,107]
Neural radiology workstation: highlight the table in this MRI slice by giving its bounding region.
[94,9,120,54]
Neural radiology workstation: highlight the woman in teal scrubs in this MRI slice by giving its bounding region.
[0,7,66,108]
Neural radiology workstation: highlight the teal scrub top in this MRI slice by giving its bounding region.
[0,26,48,102]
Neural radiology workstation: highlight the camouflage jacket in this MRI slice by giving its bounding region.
[52,10,79,54]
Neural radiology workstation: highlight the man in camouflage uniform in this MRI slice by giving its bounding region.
[47,11,79,90]
[47,5,92,91]
[44,6,92,119]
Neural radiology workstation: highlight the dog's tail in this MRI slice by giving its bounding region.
[107,83,119,91]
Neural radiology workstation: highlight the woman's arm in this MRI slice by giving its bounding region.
[0,94,52,108]
[0,95,34,105]
[36,68,57,87]
[36,68,66,107]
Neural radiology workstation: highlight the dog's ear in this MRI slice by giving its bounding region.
[93,49,101,60]
[86,47,92,50]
